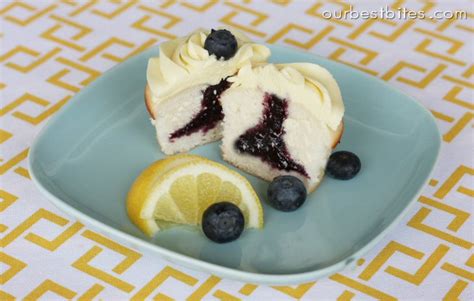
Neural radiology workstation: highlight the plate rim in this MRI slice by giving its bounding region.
[28,44,441,285]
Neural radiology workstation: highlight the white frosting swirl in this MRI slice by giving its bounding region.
[228,63,344,130]
[147,29,270,102]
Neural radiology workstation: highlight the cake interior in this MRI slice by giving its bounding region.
[169,79,231,141]
[234,93,309,178]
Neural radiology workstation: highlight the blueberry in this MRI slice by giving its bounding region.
[202,202,244,243]
[267,175,306,212]
[326,151,361,180]
[204,29,238,60]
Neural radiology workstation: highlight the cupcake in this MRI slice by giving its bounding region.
[220,63,344,192]
[145,29,270,154]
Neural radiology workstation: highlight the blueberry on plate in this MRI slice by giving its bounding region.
[326,151,361,180]
[202,202,244,243]
[267,175,307,212]
[204,29,238,60]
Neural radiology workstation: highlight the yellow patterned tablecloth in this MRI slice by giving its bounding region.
[1,0,473,300]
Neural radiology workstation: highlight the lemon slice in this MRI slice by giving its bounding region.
[127,154,263,236]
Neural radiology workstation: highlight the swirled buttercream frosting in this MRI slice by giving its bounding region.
[147,29,270,103]
[228,63,344,131]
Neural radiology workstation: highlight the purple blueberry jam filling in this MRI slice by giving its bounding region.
[169,79,231,141]
[234,93,309,178]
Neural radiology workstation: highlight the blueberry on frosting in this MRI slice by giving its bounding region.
[204,29,238,60]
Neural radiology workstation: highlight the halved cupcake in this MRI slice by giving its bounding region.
[220,63,344,192]
[146,29,270,154]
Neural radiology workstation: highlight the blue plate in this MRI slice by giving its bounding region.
[29,45,440,285]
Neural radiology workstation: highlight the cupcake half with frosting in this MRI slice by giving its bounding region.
[146,29,270,154]
[220,63,344,192]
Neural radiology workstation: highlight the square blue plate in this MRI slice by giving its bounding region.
[29,45,440,285]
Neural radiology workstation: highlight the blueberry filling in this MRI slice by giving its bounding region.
[234,93,309,178]
[169,79,231,141]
